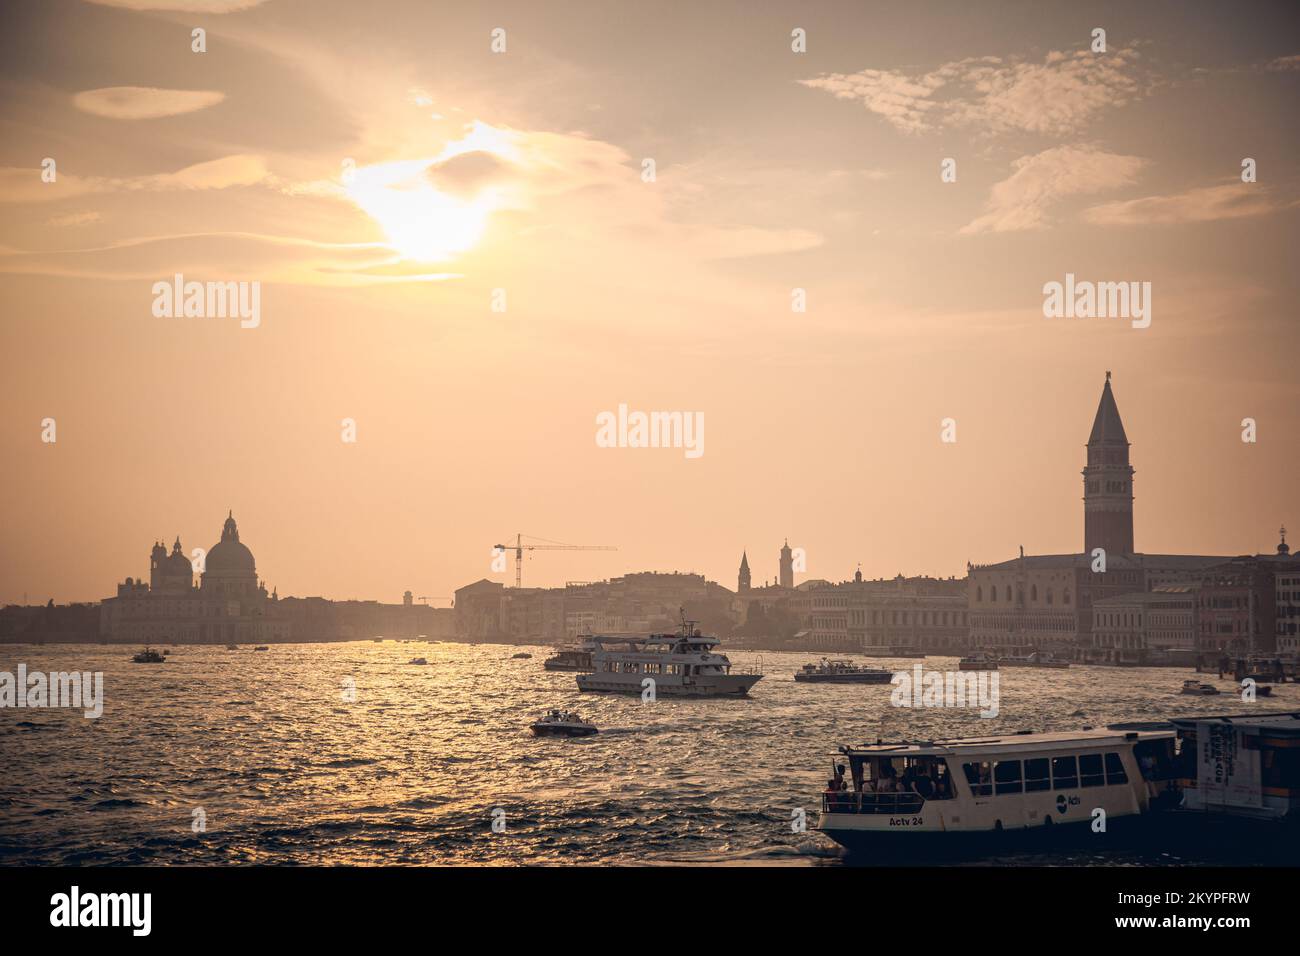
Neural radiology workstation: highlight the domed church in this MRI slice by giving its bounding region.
[101,512,290,644]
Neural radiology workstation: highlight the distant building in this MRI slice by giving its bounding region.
[779,540,794,590]
[99,512,291,644]
[737,552,751,593]
[1092,587,1197,664]
[789,573,967,651]
[967,376,1232,658]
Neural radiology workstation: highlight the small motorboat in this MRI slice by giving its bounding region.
[511,652,533,659]
[408,657,429,665]
[958,656,998,671]
[253,645,269,652]
[531,709,598,737]
[225,643,239,650]
[1180,680,1220,696]
[131,647,165,664]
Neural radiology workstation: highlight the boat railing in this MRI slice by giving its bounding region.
[822,791,926,815]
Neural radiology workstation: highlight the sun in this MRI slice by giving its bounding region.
[345,157,496,262]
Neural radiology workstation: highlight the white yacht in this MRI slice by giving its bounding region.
[816,725,1179,852]
[576,616,761,698]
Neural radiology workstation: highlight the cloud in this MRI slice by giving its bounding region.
[73,87,226,120]
[801,48,1146,135]
[47,211,103,227]
[1082,182,1285,226]
[0,155,271,203]
[83,0,270,11]
[960,145,1145,235]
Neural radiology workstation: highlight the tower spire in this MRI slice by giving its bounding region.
[1083,373,1134,556]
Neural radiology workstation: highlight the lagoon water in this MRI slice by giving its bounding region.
[1,642,1294,866]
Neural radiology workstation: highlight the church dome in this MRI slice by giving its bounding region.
[206,512,256,573]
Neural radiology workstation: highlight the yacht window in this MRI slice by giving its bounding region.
[1051,755,1078,789]
[1024,758,1050,792]
[1104,752,1128,785]
[994,760,1023,795]
[962,761,992,797]
[1079,753,1105,788]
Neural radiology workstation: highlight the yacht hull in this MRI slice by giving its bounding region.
[576,673,761,697]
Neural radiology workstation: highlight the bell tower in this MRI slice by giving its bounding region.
[1083,372,1134,556]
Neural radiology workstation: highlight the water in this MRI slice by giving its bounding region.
[1,642,1294,866]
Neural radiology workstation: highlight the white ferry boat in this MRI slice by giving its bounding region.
[576,616,761,698]
[816,725,1178,853]
[795,659,894,684]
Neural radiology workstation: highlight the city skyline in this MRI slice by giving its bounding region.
[3,1,1297,605]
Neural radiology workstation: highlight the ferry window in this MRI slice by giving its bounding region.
[1024,758,1050,792]
[963,761,992,797]
[1051,755,1078,789]
[1079,753,1105,788]
[994,760,1023,795]
[1104,752,1128,785]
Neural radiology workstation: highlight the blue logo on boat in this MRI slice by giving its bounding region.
[1056,794,1068,815]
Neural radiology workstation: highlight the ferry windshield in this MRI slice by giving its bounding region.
[848,756,954,800]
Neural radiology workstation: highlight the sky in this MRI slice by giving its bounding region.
[1,0,1297,606]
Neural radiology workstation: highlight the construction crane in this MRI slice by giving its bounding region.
[494,533,617,589]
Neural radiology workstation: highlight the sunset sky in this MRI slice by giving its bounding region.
[1,0,1297,606]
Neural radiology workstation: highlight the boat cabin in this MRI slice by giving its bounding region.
[1167,711,1300,821]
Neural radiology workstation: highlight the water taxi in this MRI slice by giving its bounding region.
[816,725,1178,853]
[1180,680,1220,696]
[543,639,598,672]
[795,658,894,684]
[576,616,761,698]
[130,647,165,664]
[531,709,598,737]
[958,655,998,671]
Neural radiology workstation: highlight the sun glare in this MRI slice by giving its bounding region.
[346,145,508,262]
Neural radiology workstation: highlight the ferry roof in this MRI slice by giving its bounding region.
[1167,711,1300,736]
[838,726,1173,758]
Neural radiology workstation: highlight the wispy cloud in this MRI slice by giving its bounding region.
[0,155,270,203]
[83,0,271,11]
[801,48,1146,136]
[1083,181,1287,226]
[73,87,226,120]
[960,145,1145,235]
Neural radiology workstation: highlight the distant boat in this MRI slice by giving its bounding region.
[577,615,761,698]
[544,639,598,672]
[408,657,428,665]
[225,643,239,650]
[1180,680,1219,696]
[860,645,926,659]
[531,709,598,737]
[959,655,998,671]
[512,652,533,659]
[253,645,269,652]
[795,658,894,684]
[131,647,165,664]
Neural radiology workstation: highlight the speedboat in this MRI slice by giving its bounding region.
[408,657,428,665]
[795,658,894,684]
[531,709,598,737]
[131,647,165,664]
[958,655,998,671]
[253,645,269,652]
[512,652,533,659]
[1181,680,1220,696]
